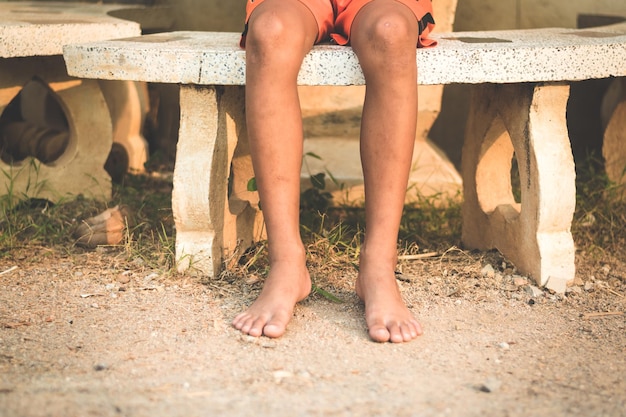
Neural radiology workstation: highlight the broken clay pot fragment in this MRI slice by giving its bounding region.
[74,205,130,248]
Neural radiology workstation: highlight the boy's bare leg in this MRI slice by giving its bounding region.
[350,0,424,343]
[231,0,318,338]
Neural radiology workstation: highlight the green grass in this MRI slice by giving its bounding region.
[2,152,624,275]
[0,173,175,268]
[571,153,626,262]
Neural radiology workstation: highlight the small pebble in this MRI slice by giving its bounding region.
[273,370,294,383]
[93,363,108,371]
[524,285,544,298]
[512,275,528,287]
[566,286,582,295]
[479,377,502,393]
[144,272,159,281]
[481,264,495,278]
[117,273,131,284]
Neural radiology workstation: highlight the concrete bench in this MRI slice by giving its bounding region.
[63,24,626,291]
[0,2,172,203]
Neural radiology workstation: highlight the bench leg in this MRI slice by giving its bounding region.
[602,77,626,197]
[173,85,263,276]
[98,80,150,175]
[461,83,576,292]
[0,56,112,203]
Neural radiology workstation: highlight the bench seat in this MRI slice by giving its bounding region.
[63,27,626,85]
[63,24,626,292]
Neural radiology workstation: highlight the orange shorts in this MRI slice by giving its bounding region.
[241,0,436,47]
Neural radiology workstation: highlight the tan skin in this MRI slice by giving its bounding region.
[232,0,423,343]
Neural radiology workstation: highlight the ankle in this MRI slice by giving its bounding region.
[361,239,398,257]
[359,244,397,273]
[268,247,307,268]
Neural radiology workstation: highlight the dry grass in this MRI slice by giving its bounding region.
[571,155,626,264]
[1,153,625,291]
[0,173,175,269]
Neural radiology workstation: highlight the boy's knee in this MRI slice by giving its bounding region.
[372,14,415,47]
[246,15,315,68]
[246,12,291,49]
[354,10,417,53]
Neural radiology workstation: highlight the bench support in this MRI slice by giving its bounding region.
[99,80,150,176]
[462,83,576,292]
[173,85,263,276]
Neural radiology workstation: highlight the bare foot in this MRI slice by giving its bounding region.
[232,257,311,338]
[355,259,423,343]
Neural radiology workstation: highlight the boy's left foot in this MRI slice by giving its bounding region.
[355,262,423,343]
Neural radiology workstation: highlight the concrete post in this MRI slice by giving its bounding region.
[462,83,576,292]
[173,85,262,276]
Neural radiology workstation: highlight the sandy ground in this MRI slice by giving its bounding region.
[1,246,625,417]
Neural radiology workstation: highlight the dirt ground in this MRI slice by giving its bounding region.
[1,242,625,417]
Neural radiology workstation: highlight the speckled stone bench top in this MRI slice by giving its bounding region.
[64,23,626,86]
[0,2,144,58]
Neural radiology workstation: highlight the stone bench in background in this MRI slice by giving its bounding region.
[603,77,626,197]
[0,2,172,203]
[63,23,626,292]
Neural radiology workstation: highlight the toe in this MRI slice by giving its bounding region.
[247,317,267,337]
[412,320,424,337]
[388,322,405,343]
[232,313,248,330]
[369,324,391,343]
[262,311,290,338]
[263,322,286,338]
[400,323,415,342]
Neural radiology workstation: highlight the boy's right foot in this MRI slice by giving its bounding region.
[232,258,311,338]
